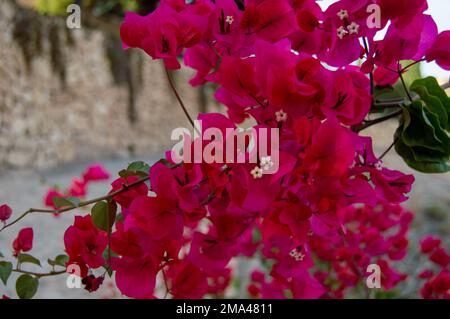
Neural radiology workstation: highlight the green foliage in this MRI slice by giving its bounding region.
[47,254,69,267]
[118,161,150,178]
[35,0,139,17]
[0,261,13,285]
[395,80,450,173]
[18,254,41,267]
[16,274,39,299]
[52,196,80,209]
[91,200,117,232]
[411,77,450,131]
[35,0,73,16]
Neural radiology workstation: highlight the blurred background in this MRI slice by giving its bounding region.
[0,0,448,298]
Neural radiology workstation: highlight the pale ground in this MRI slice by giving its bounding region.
[0,120,448,298]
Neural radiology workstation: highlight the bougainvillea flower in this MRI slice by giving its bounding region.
[321,67,371,125]
[0,204,12,222]
[64,215,107,269]
[110,176,149,209]
[420,236,442,254]
[12,227,33,256]
[426,31,450,70]
[166,261,208,298]
[240,0,297,42]
[184,44,218,86]
[126,196,183,241]
[302,118,356,178]
[370,168,414,203]
[82,164,111,182]
[111,254,158,299]
[67,178,88,198]
[41,0,450,300]
[120,3,203,69]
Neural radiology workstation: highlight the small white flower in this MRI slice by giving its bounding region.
[337,26,347,39]
[260,156,274,171]
[275,109,287,122]
[337,9,348,20]
[250,166,264,179]
[295,252,305,262]
[225,15,234,25]
[347,21,360,35]
[375,161,383,171]
[289,249,305,262]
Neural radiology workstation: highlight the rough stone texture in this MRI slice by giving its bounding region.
[0,0,209,171]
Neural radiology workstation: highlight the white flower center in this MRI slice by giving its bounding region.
[275,110,287,122]
[289,249,305,262]
[337,26,347,39]
[250,166,264,179]
[347,22,360,35]
[226,15,234,25]
[337,9,348,20]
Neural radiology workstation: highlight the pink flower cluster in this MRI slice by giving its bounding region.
[418,236,450,299]
[58,0,449,298]
[44,164,110,209]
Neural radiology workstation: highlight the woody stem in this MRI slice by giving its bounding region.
[164,65,198,132]
[0,176,149,233]
[12,268,66,278]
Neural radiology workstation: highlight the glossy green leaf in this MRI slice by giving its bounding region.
[127,161,150,173]
[91,200,117,232]
[52,196,80,209]
[411,77,450,131]
[395,101,450,173]
[48,254,69,267]
[18,254,41,267]
[118,161,150,178]
[0,261,13,285]
[16,274,39,299]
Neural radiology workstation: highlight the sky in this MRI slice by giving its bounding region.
[318,0,450,79]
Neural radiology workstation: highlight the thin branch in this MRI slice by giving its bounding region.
[0,176,149,232]
[379,136,399,160]
[164,65,197,131]
[402,59,426,72]
[398,63,413,102]
[354,109,403,132]
[12,269,66,278]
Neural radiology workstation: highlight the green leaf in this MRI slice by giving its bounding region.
[91,200,117,232]
[0,261,13,285]
[118,161,150,178]
[401,102,449,152]
[48,254,69,267]
[0,251,4,258]
[127,161,150,173]
[395,138,450,173]
[16,274,39,299]
[411,77,450,131]
[52,196,80,209]
[18,254,41,267]
[395,102,450,173]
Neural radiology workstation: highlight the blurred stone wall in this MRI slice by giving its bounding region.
[0,0,212,170]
